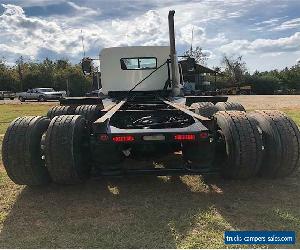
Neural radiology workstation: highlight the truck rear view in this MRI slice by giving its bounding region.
[1,10,300,186]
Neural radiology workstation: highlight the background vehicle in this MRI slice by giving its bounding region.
[217,85,252,95]
[85,89,105,98]
[0,91,16,100]
[17,88,66,102]
[2,11,300,186]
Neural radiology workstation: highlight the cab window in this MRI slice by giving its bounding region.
[120,57,157,70]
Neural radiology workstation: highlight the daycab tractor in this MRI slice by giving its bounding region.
[2,11,300,186]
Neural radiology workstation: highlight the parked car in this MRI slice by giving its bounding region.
[17,88,67,102]
[0,91,16,100]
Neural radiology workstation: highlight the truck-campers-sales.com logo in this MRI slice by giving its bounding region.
[224,231,296,245]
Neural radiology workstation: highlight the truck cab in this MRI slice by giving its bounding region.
[100,46,174,95]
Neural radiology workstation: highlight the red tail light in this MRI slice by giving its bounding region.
[174,134,195,141]
[112,135,135,142]
[199,132,209,139]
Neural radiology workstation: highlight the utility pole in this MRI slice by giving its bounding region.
[190,26,194,54]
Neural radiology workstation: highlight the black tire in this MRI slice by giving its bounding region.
[47,105,76,119]
[75,105,102,122]
[214,111,263,179]
[45,115,91,184]
[249,110,300,178]
[2,116,51,185]
[190,102,219,117]
[19,96,25,102]
[215,102,245,111]
[38,95,46,102]
[9,97,14,100]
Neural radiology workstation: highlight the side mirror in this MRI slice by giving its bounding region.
[187,57,195,72]
[82,57,93,75]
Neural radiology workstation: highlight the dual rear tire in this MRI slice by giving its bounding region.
[190,102,219,118]
[47,105,102,122]
[2,116,51,185]
[190,101,246,118]
[45,115,91,184]
[215,102,245,111]
[2,115,91,185]
[249,110,300,178]
[212,110,300,179]
[213,111,263,179]
[47,106,76,119]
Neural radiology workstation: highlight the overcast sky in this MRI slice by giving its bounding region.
[0,0,300,72]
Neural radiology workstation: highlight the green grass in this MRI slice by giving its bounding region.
[0,175,299,248]
[0,103,299,248]
[284,109,300,126]
[0,136,2,162]
[0,103,54,135]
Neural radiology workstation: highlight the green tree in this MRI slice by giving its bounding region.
[184,46,208,65]
[222,55,247,86]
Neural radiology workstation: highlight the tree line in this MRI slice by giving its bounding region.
[215,55,300,94]
[1,54,300,95]
[0,57,91,96]
[185,47,300,94]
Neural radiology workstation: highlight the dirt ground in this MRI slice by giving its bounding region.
[228,95,300,110]
[2,95,300,110]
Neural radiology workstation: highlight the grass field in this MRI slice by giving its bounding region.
[0,102,300,248]
[0,103,54,135]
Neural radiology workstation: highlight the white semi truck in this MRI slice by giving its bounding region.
[2,11,300,185]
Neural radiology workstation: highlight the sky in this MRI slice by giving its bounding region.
[0,0,300,72]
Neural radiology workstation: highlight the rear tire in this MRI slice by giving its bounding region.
[2,116,51,185]
[75,105,102,122]
[215,102,245,111]
[190,102,219,117]
[249,110,300,178]
[19,96,25,102]
[47,105,76,119]
[45,115,91,184]
[214,111,263,179]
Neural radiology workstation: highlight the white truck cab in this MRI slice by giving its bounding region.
[100,46,173,95]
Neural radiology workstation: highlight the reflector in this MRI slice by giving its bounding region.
[99,134,109,141]
[199,132,209,139]
[143,135,165,141]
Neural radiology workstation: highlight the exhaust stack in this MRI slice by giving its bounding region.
[168,10,181,96]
